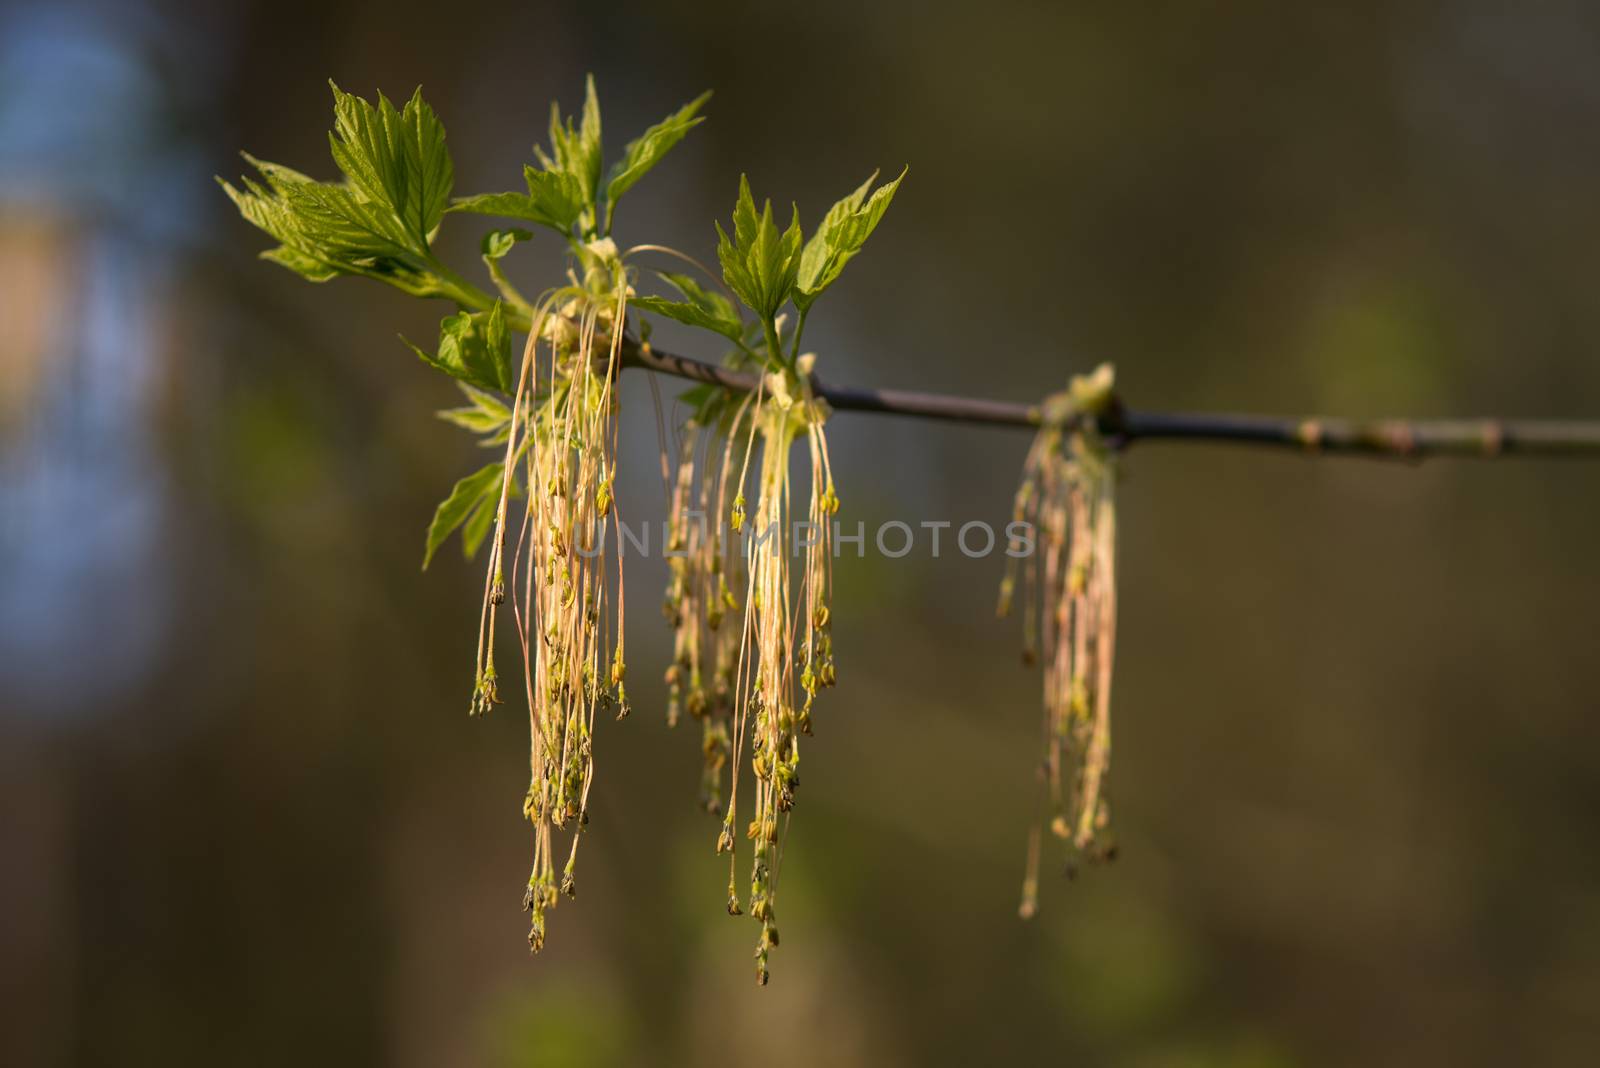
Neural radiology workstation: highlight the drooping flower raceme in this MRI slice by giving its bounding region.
[1000,364,1120,919]
[474,248,633,952]
[645,170,897,982]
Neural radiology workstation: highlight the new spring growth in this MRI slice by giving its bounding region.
[224,76,900,979]
[1002,363,1120,919]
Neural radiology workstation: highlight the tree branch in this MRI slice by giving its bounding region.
[623,340,1600,459]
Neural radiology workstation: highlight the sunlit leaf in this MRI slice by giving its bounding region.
[717,175,803,322]
[604,90,711,206]
[327,82,454,252]
[437,382,513,433]
[482,227,533,261]
[449,165,586,234]
[423,461,504,569]
[404,301,514,393]
[633,270,742,341]
[461,493,499,560]
[795,166,905,312]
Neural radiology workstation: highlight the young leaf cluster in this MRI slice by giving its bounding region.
[450,76,710,245]
[686,168,905,370]
[219,84,459,296]
[222,77,712,561]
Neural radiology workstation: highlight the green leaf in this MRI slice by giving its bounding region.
[481,227,533,261]
[632,296,742,341]
[260,244,340,282]
[535,75,604,229]
[659,272,737,318]
[676,382,742,431]
[327,82,454,253]
[761,204,804,317]
[795,166,906,312]
[461,494,499,560]
[575,74,605,202]
[478,227,534,310]
[604,90,711,207]
[677,383,719,409]
[218,158,439,294]
[732,173,760,249]
[632,270,742,341]
[221,85,460,298]
[716,175,804,323]
[449,164,586,233]
[437,382,513,434]
[480,300,512,390]
[423,461,504,569]
[404,301,514,392]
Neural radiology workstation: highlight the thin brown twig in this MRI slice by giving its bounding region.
[621,339,1600,459]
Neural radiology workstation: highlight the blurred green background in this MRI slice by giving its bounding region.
[4,1,1600,1064]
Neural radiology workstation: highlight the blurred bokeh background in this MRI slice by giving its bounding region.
[4,0,1600,1064]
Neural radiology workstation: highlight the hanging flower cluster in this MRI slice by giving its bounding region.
[723,364,838,983]
[474,247,634,952]
[662,396,749,817]
[637,164,896,982]
[659,344,846,985]
[1000,364,1121,919]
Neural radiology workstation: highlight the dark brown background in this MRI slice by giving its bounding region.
[3,1,1600,1064]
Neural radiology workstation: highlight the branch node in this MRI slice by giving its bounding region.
[1296,419,1325,452]
[1481,420,1505,457]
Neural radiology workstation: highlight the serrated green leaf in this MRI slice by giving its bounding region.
[716,175,803,322]
[423,461,504,569]
[221,84,458,299]
[218,158,439,294]
[538,76,603,229]
[448,165,586,234]
[732,174,759,249]
[763,204,804,316]
[404,301,514,392]
[481,299,511,390]
[461,493,499,560]
[576,74,604,201]
[279,179,415,260]
[715,220,752,314]
[450,192,537,223]
[437,381,513,433]
[604,90,711,207]
[795,166,906,312]
[676,382,740,431]
[260,244,340,282]
[677,383,718,409]
[437,406,509,433]
[327,82,454,252]
[632,296,744,341]
[658,271,738,321]
[633,270,742,341]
